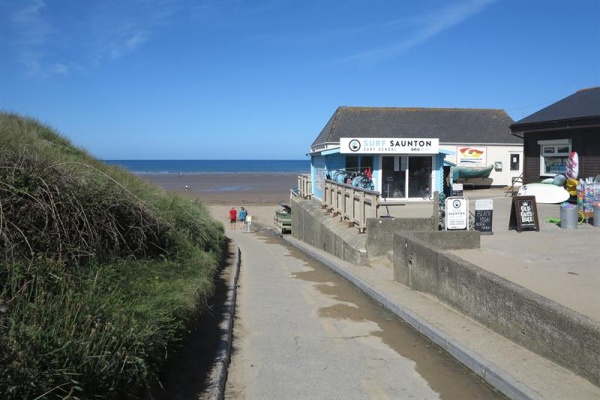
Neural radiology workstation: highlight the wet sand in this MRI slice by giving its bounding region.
[139,173,298,229]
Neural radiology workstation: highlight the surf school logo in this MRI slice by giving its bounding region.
[348,139,361,152]
[458,146,486,166]
[459,147,484,157]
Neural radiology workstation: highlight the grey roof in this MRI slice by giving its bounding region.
[511,87,600,132]
[311,107,517,149]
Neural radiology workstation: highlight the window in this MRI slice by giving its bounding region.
[381,155,432,199]
[510,154,520,171]
[538,139,571,176]
[345,156,373,174]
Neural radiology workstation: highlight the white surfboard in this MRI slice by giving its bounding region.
[517,183,570,204]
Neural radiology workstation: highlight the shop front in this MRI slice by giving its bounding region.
[310,137,447,202]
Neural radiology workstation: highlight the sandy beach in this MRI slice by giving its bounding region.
[140,173,298,230]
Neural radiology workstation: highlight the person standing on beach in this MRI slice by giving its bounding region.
[229,207,237,229]
[238,207,248,229]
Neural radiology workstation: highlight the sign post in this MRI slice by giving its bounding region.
[246,215,252,232]
[509,196,539,232]
[474,199,494,234]
[445,197,469,230]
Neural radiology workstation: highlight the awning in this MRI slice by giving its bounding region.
[310,147,341,156]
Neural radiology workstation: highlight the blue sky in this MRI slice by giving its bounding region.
[1,0,598,160]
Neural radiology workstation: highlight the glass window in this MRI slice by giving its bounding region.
[539,141,571,176]
[408,157,432,198]
[380,155,431,199]
[381,156,406,198]
[345,156,358,171]
[510,154,520,171]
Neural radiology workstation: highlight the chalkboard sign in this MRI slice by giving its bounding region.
[474,199,493,234]
[509,196,539,232]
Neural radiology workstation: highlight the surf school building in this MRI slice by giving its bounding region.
[309,106,521,201]
[510,87,600,184]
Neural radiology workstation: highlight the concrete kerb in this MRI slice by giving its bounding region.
[201,242,241,400]
[284,236,540,400]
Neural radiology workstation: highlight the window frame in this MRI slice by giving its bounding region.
[538,139,572,177]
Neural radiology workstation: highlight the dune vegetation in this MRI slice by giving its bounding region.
[0,112,227,399]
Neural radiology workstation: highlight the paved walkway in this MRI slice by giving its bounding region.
[223,229,507,399]
[283,188,600,399]
[285,236,600,400]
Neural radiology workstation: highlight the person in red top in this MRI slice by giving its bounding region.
[229,207,237,229]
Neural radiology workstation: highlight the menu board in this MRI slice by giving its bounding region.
[509,196,539,232]
[474,199,493,234]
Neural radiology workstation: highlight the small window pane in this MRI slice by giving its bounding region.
[557,146,570,154]
[544,157,568,175]
[345,156,358,171]
[543,147,555,155]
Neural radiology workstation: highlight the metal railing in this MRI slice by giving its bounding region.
[322,179,380,232]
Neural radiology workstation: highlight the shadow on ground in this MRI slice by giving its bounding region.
[149,241,236,400]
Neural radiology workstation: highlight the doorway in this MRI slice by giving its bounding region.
[381,155,432,199]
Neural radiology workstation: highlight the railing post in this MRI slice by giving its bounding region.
[358,190,366,232]
[433,191,440,231]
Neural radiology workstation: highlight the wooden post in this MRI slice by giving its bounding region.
[432,191,440,231]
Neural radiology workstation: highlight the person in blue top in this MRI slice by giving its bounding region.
[238,207,248,229]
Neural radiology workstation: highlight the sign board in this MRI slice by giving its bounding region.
[457,146,487,167]
[452,183,463,197]
[340,138,439,154]
[445,197,469,230]
[509,196,539,232]
[474,199,493,234]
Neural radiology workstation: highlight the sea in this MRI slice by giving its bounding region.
[104,159,310,174]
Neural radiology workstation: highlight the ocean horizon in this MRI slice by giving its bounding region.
[104,159,310,174]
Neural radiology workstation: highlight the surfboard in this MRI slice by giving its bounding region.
[541,174,566,185]
[517,183,570,204]
[566,152,579,179]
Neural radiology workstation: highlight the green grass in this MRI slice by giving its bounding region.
[0,112,227,399]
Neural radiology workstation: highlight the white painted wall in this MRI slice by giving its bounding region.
[440,144,523,187]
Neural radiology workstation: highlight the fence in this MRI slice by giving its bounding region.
[322,179,380,232]
[296,174,312,199]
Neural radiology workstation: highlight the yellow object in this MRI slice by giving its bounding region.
[566,178,578,196]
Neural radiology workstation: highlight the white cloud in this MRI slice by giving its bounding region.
[51,63,69,75]
[337,0,498,64]
[107,31,150,59]
[5,0,175,77]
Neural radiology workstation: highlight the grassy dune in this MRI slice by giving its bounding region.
[0,112,227,399]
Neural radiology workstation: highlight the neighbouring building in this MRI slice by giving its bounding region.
[309,106,520,202]
[510,87,600,184]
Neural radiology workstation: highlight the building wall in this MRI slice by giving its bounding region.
[440,144,523,186]
[523,128,600,184]
[310,153,346,200]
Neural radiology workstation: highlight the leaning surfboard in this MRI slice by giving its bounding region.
[517,183,570,204]
[566,152,579,179]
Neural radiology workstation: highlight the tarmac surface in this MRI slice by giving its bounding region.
[206,187,600,400]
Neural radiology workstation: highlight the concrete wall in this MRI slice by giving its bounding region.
[393,231,600,387]
[366,218,433,259]
[291,197,368,265]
